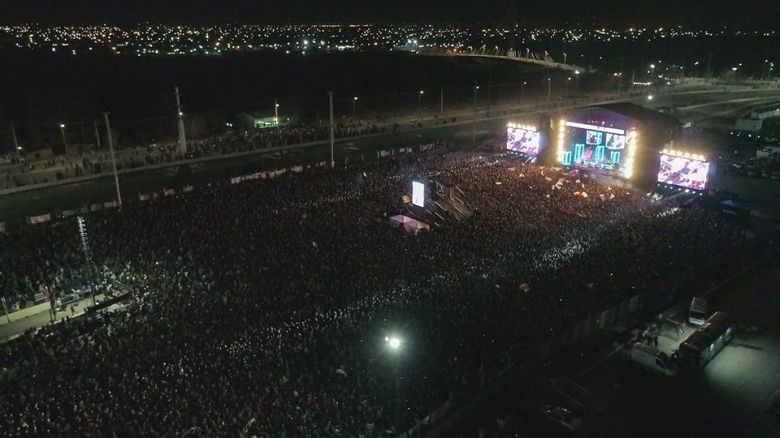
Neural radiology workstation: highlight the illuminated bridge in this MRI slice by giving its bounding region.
[406,45,591,73]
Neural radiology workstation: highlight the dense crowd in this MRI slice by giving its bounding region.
[0,153,752,436]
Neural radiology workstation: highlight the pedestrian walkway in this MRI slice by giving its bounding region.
[0,295,105,344]
[0,301,50,325]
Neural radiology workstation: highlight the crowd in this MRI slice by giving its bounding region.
[0,153,753,436]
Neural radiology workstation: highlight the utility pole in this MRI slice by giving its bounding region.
[520,81,526,104]
[328,91,335,168]
[10,122,20,160]
[174,86,187,155]
[103,112,122,209]
[59,124,67,150]
[472,82,479,147]
[547,77,551,101]
[93,120,101,149]
[274,98,280,124]
[439,85,444,113]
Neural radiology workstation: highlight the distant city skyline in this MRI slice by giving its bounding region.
[0,0,778,27]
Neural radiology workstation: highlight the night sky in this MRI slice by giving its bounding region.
[0,0,778,27]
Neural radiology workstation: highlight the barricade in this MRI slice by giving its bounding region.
[28,213,52,225]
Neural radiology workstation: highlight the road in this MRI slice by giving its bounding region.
[3,86,780,226]
[0,119,504,223]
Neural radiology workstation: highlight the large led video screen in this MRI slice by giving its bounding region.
[559,121,633,178]
[657,154,710,190]
[506,126,541,156]
[412,181,425,207]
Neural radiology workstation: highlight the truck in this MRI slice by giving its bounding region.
[689,297,708,326]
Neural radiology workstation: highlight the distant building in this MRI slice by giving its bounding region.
[734,101,780,132]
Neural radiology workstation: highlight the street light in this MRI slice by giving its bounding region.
[574,70,581,93]
[520,81,527,102]
[353,96,358,115]
[59,123,67,149]
[647,94,654,101]
[386,336,402,351]
[385,335,403,433]
[274,99,280,125]
[547,77,551,101]
[417,90,424,110]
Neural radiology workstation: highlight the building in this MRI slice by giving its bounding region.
[735,101,780,132]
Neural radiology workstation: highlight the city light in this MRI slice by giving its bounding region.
[647,95,654,100]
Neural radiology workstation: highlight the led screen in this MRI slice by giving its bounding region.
[657,155,710,190]
[559,122,634,178]
[506,127,541,155]
[585,130,603,146]
[412,181,425,207]
[605,133,626,150]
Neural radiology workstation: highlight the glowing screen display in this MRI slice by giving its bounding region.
[506,126,541,156]
[657,154,710,190]
[412,181,425,207]
[559,121,634,178]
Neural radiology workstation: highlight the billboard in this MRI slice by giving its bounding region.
[558,121,636,179]
[657,154,710,190]
[412,181,425,207]
[506,124,541,156]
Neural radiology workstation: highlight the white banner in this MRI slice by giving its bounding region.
[139,193,152,201]
[291,165,303,173]
[164,188,176,196]
[420,143,434,151]
[380,149,391,157]
[28,213,52,224]
[104,200,119,209]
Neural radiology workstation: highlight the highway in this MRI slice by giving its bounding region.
[2,86,780,227]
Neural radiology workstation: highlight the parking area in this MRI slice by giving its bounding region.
[574,258,780,437]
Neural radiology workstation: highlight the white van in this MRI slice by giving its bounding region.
[689,297,708,326]
[630,342,678,376]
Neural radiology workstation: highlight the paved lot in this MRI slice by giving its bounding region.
[577,259,780,438]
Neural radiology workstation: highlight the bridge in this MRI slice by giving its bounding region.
[403,45,590,73]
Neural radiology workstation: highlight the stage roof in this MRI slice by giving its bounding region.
[589,103,681,131]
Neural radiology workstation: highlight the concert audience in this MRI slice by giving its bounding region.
[0,154,751,436]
